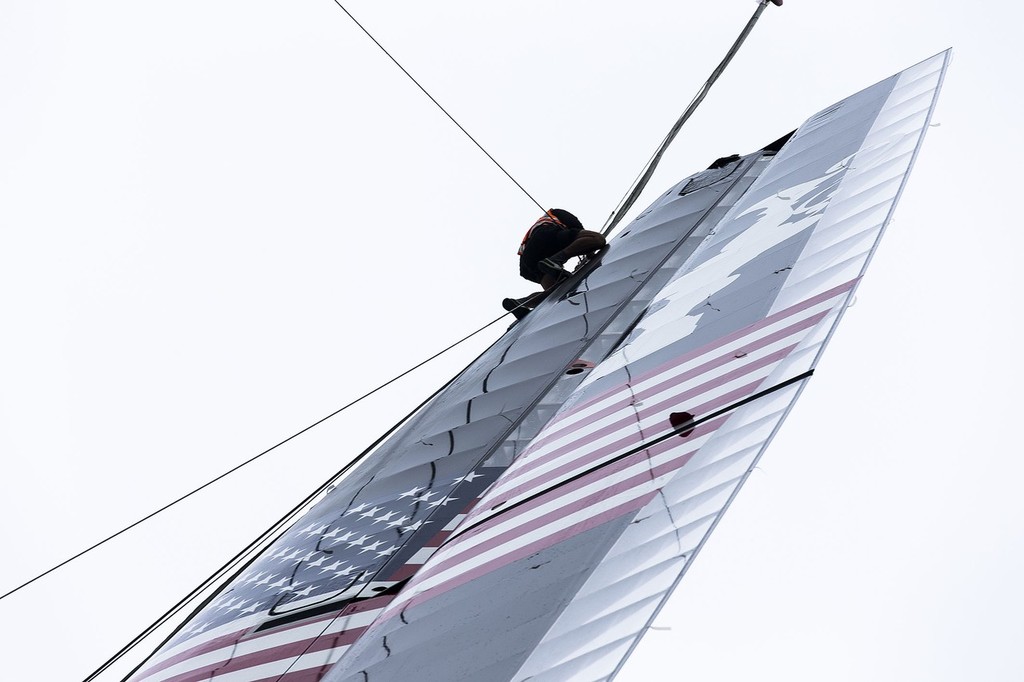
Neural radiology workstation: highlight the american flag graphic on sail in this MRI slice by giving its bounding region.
[128,467,501,682]
[120,49,948,682]
[380,280,855,620]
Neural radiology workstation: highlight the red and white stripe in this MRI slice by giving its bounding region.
[130,596,392,682]
[388,503,475,582]
[133,501,494,681]
[379,281,855,619]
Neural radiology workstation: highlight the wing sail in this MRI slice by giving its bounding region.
[130,50,948,682]
[319,50,949,682]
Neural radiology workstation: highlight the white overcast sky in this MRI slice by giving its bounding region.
[1,1,1021,680]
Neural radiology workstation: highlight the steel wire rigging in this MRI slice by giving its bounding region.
[3,0,549,609]
[5,5,784,677]
[82,378,460,682]
[331,1,546,213]
[0,313,509,605]
[601,0,782,236]
[3,0,781,613]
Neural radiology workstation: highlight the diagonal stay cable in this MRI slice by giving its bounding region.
[11,0,557,607]
[1,312,511,604]
[83,376,459,682]
[331,1,545,213]
[601,0,782,236]
[84,488,324,682]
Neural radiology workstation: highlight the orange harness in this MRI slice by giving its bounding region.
[517,211,565,255]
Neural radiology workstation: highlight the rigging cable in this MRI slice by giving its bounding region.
[12,4,788,674]
[0,312,510,605]
[2,1,786,606]
[84,376,463,682]
[600,0,783,236]
[331,1,546,213]
[9,1,561,605]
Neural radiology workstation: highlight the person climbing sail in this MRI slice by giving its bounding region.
[503,209,606,319]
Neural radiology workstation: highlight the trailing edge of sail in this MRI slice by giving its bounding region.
[128,50,948,682]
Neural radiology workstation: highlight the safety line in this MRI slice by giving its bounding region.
[0,313,510,605]
[331,1,545,213]
[601,0,782,236]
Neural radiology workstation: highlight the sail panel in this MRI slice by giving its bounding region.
[318,51,947,682]
[512,50,950,682]
[133,51,947,682]
[128,118,762,682]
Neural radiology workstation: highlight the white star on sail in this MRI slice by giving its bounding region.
[344,502,371,516]
[359,506,383,519]
[347,534,372,548]
[386,515,410,529]
[372,510,399,524]
[398,485,426,499]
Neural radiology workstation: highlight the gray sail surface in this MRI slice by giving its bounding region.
[129,51,947,682]
[321,51,949,682]
[127,89,761,682]
[511,50,951,681]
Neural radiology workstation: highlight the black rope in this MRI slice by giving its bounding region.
[0,313,510,605]
[83,376,461,682]
[8,0,556,604]
[331,1,545,213]
[21,4,787,674]
[601,0,781,236]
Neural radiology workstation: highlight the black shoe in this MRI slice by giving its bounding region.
[502,298,532,320]
[537,258,569,279]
